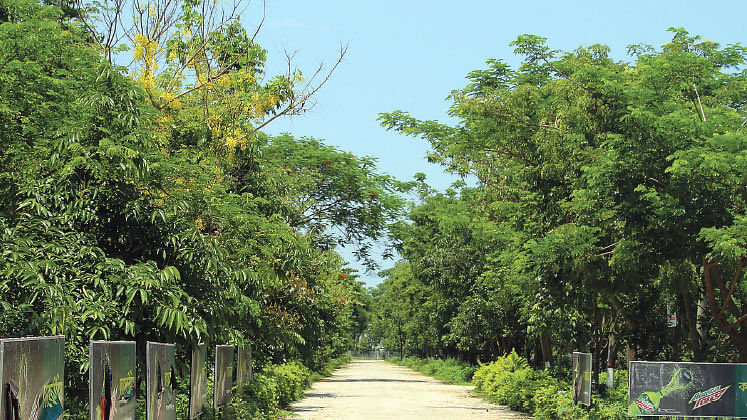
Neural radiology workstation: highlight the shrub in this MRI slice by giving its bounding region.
[246,371,280,414]
[473,350,540,410]
[389,356,476,384]
[263,361,312,406]
[230,355,352,418]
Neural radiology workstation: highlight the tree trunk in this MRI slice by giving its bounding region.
[593,336,600,391]
[540,333,553,368]
[683,291,705,361]
[398,323,405,360]
[592,299,600,390]
[703,258,747,361]
[696,293,707,344]
[606,333,616,388]
[626,344,636,367]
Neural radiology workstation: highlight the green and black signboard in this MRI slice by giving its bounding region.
[629,361,747,417]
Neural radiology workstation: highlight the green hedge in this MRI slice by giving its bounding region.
[388,356,476,385]
[232,355,350,419]
[64,356,350,419]
[473,351,740,420]
[473,351,631,419]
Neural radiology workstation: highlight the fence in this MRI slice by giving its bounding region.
[348,349,392,360]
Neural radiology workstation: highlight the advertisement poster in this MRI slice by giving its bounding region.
[146,342,176,420]
[89,341,136,420]
[236,344,252,386]
[572,352,592,406]
[629,361,747,417]
[189,344,207,419]
[213,345,234,409]
[0,336,65,420]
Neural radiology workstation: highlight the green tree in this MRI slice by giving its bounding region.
[263,134,410,270]
[379,29,747,365]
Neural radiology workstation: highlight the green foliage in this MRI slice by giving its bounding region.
[388,357,476,385]
[232,356,349,419]
[474,355,630,420]
[375,27,747,367]
[473,351,550,412]
[263,362,312,406]
[309,355,352,382]
[263,134,410,269]
[0,0,374,417]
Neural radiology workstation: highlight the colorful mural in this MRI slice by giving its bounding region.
[0,336,65,420]
[146,342,176,420]
[89,341,136,420]
[629,361,747,417]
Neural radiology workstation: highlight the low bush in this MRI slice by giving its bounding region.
[310,354,351,382]
[263,361,313,406]
[474,355,736,420]
[473,351,635,419]
[473,350,561,413]
[388,356,476,385]
[229,355,351,419]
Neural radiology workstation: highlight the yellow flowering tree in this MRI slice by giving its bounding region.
[78,0,346,155]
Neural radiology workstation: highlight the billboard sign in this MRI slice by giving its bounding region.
[573,352,592,406]
[0,336,65,420]
[89,341,136,420]
[629,361,747,417]
[146,342,176,420]
[236,344,252,386]
[189,344,207,419]
[213,345,234,409]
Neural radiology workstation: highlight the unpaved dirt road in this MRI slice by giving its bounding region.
[286,359,530,419]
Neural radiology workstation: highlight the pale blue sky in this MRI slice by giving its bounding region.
[243,0,746,287]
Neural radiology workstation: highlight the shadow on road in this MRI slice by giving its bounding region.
[318,378,427,383]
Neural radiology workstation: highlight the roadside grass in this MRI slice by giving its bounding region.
[225,355,352,419]
[309,354,352,383]
[387,356,476,385]
[473,351,740,420]
[387,353,741,420]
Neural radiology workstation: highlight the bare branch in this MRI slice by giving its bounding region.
[693,82,707,122]
[236,43,349,141]
[737,118,747,133]
[729,312,747,332]
[595,239,623,254]
[250,0,266,43]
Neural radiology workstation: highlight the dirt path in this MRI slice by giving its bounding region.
[286,359,531,419]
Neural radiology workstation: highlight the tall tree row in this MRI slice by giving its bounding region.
[0,0,400,409]
[374,29,747,368]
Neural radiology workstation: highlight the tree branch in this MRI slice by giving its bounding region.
[693,83,706,122]
[719,256,744,319]
[236,43,348,142]
[483,148,537,167]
